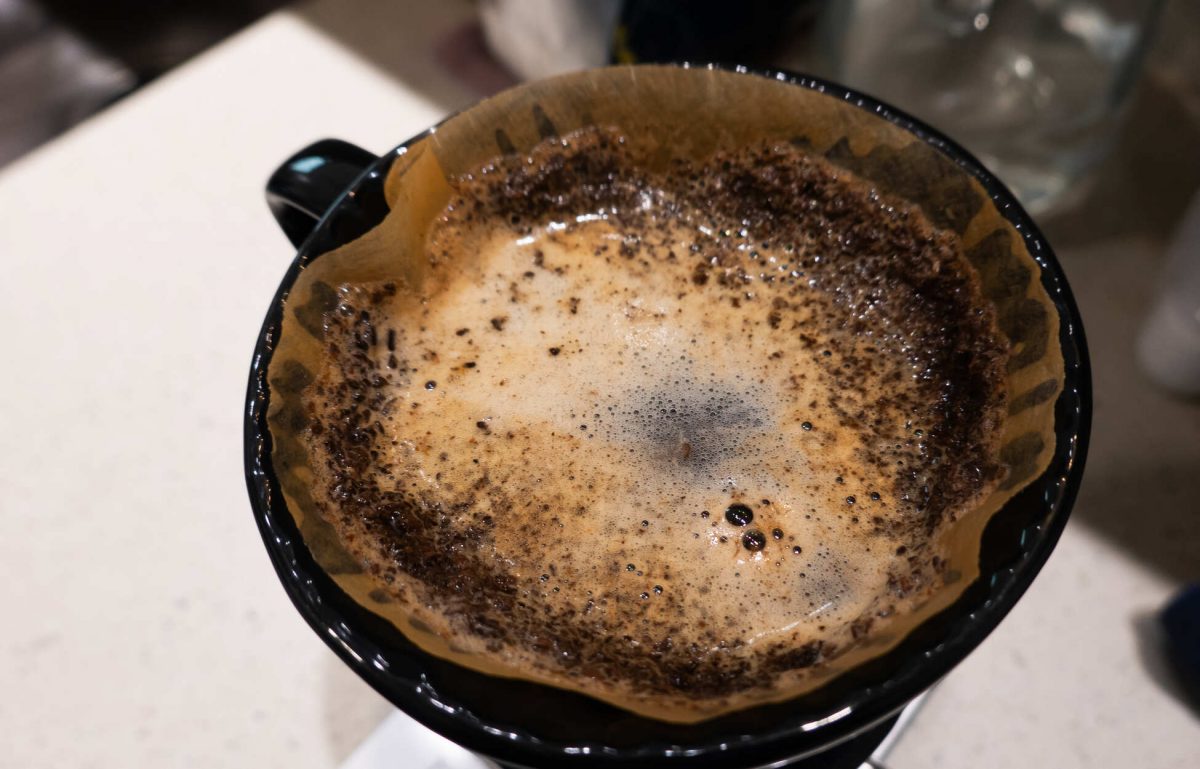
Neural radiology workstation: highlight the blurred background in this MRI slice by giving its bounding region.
[4,0,1199,216]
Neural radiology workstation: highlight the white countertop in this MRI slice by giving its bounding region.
[1,1,1197,767]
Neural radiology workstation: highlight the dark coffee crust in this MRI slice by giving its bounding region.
[694,144,1008,533]
[302,130,1008,701]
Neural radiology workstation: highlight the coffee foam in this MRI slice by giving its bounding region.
[302,129,1008,714]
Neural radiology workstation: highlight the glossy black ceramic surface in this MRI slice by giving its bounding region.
[245,67,1091,769]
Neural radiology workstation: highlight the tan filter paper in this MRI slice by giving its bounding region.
[265,66,1064,722]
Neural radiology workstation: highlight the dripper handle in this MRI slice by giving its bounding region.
[265,139,377,249]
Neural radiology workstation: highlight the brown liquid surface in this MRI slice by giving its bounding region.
[302,129,1008,712]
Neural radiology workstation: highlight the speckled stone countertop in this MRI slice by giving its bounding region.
[1,1,1197,767]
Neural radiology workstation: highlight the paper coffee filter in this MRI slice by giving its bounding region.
[265,65,1064,722]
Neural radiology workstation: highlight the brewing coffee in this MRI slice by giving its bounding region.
[300,127,1008,719]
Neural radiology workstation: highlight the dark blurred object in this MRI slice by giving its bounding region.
[0,0,289,170]
[1161,584,1200,712]
[612,0,823,66]
[479,0,826,82]
[0,0,134,167]
[37,0,287,81]
[1148,0,1200,124]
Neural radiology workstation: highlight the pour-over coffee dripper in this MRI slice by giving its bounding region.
[247,65,1089,769]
